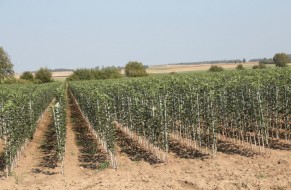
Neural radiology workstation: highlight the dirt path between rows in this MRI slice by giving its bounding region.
[0,139,4,152]
[62,95,85,177]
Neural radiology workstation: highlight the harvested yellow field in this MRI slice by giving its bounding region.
[146,62,259,74]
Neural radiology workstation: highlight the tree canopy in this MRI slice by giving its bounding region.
[35,67,52,83]
[0,47,14,80]
[253,62,266,69]
[236,64,244,70]
[20,71,34,81]
[273,53,289,67]
[209,65,224,72]
[67,67,123,81]
[125,61,148,77]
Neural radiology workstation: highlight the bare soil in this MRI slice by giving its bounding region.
[62,95,85,178]
[1,96,291,189]
[0,139,4,159]
[0,139,4,151]
[2,146,290,189]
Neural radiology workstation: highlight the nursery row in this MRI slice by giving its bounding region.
[0,83,66,175]
[69,68,291,160]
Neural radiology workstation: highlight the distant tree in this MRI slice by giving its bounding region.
[0,47,14,81]
[242,58,246,63]
[258,62,267,69]
[67,68,95,81]
[99,67,123,79]
[35,67,52,83]
[273,53,289,67]
[125,61,148,77]
[253,62,266,69]
[67,67,123,81]
[252,65,259,69]
[236,64,244,70]
[209,65,224,72]
[20,71,34,81]
[259,58,275,65]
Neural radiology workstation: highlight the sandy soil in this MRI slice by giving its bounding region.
[1,96,291,190]
[0,139,4,152]
[1,146,290,189]
[63,97,84,178]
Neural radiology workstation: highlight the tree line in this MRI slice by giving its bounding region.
[209,53,289,72]
[0,46,289,83]
[0,46,149,83]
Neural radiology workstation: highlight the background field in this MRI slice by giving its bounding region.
[53,62,291,80]
[15,62,291,82]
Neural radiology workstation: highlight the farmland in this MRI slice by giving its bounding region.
[0,68,291,189]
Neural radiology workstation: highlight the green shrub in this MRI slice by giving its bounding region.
[273,53,288,67]
[209,65,224,72]
[35,67,53,83]
[253,63,266,69]
[236,64,244,70]
[125,61,148,77]
[67,67,122,81]
[20,71,34,81]
[259,58,274,65]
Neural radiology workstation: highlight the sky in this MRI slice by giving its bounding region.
[0,0,291,73]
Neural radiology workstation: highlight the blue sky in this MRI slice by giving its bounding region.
[0,0,291,72]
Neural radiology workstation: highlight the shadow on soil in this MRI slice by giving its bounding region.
[39,122,58,168]
[216,140,259,157]
[269,139,291,150]
[116,129,163,164]
[169,139,209,159]
[69,95,108,170]
[0,151,5,177]
[32,118,59,175]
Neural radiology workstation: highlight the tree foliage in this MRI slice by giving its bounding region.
[253,62,266,69]
[273,53,289,67]
[0,47,14,80]
[259,58,274,65]
[96,67,123,79]
[209,65,224,72]
[69,69,291,160]
[20,71,34,81]
[35,67,52,83]
[67,67,122,81]
[236,64,244,70]
[0,83,60,175]
[68,68,95,81]
[125,61,148,77]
